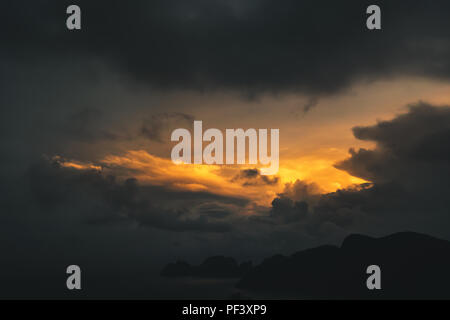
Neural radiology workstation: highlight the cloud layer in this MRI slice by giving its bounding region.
[272,103,450,240]
[2,0,450,95]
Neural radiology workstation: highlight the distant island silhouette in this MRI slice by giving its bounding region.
[162,232,450,299]
[161,256,253,279]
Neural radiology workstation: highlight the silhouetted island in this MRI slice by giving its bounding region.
[161,256,253,278]
[237,232,450,299]
[162,232,450,299]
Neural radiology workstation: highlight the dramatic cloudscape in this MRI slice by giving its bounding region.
[1,0,450,298]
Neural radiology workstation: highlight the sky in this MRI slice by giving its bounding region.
[1,0,450,298]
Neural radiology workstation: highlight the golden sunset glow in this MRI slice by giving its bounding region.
[53,156,102,171]
[278,149,368,193]
[49,79,450,209]
[101,150,280,205]
[54,147,369,207]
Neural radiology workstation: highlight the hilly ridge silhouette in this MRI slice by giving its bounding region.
[237,231,450,299]
[162,232,450,299]
[161,256,253,278]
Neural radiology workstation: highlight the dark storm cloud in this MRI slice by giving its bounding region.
[302,97,319,114]
[141,112,194,142]
[2,0,450,95]
[27,158,250,233]
[60,107,123,142]
[280,102,450,239]
[250,180,316,225]
[277,179,322,202]
[336,102,450,186]
[232,168,279,186]
[269,197,308,224]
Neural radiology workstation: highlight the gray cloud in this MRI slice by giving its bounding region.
[295,103,450,239]
[246,103,450,244]
[269,197,308,224]
[232,168,279,186]
[27,158,249,233]
[59,107,123,142]
[2,0,450,96]
[141,112,194,142]
[336,102,450,187]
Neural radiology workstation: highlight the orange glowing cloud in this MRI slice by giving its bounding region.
[278,148,368,193]
[52,156,102,171]
[52,148,368,207]
[101,150,281,206]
